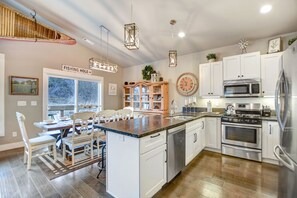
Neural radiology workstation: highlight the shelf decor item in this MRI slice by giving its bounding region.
[288,37,297,46]
[268,37,281,54]
[124,0,139,50]
[142,65,155,80]
[206,53,216,62]
[10,76,39,95]
[238,38,249,54]
[176,73,199,96]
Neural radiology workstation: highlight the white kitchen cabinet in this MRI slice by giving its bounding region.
[261,52,282,96]
[185,119,205,165]
[199,61,223,96]
[223,52,260,80]
[262,121,280,161]
[205,117,221,150]
[140,144,167,198]
[223,55,241,80]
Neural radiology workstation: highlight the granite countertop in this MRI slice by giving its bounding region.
[95,112,222,138]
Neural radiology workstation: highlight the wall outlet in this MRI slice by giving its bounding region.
[12,131,17,137]
[31,101,37,106]
[17,101,27,106]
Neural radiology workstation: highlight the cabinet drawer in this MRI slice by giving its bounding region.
[140,130,166,154]
[186,119,205,132]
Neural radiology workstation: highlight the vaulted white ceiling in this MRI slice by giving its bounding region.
[3,0,297,67]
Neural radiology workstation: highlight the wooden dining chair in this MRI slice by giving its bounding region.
[16,112,57,170]
[62,111,96,165]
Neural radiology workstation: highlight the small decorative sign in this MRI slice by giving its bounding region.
[61,64,92,75]
[108,83,117,95]
[268,37,281,54]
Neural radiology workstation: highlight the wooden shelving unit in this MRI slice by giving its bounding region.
[123,81,168,114]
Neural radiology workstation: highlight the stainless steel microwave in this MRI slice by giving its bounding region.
[223,79,261,97]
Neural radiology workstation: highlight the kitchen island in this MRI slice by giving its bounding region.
[96,112,222,198]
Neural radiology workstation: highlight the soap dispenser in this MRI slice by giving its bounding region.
[207,100,212,112]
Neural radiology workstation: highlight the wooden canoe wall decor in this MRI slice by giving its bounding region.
[0,3,76,45]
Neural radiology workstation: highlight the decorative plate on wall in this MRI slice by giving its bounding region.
[176,73,199,96]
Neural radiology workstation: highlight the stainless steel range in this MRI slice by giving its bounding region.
[221,103,262,162]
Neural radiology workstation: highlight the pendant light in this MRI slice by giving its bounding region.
[90,25,118,73]
[169,19,177,67]
[124,0,139,50]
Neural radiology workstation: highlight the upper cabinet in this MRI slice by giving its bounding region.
[261,52,282,96]
[199,61,223,97]
[223,52,260,80]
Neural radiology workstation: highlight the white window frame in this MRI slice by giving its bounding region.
[0,54,5,136]
[43,68,104,120]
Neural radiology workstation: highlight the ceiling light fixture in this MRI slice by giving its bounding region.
[169,19,177,67]
[83,38,94,45]
[124,0,139,50]
[89,25,118,73]
[260,5,272,14]
[178,32,185,38]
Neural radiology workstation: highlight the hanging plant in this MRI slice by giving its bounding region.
[142,65,155,80]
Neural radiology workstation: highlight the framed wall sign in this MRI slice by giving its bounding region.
[108,83,117,95]
[61,64,92,75]
[10,76,39,95]
[268,37,281,54]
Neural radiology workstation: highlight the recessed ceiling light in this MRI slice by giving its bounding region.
[178,32,186,38]
[260,5,272,14]
[83,37,94,45]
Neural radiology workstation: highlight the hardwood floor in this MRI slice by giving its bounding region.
[0,148,279,198]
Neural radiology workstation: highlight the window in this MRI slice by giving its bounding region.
[0,54,4,136]
[43,68,103,119]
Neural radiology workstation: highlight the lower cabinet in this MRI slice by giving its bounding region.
[185,118,205,165]
[140,144,167,198]
[262,121,280,161]
[205,117,221,150]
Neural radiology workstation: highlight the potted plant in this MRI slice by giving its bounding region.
[206,53,216,62]
[288,37,297,46]
[142,65,155,81]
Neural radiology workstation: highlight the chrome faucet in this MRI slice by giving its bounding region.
[170,100,177,116]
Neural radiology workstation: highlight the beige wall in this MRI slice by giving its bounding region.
[123,32,297,111]
[0,40,123,144]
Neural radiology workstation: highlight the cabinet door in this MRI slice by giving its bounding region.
[185,130,195,165]
[199,63,211,96]
[240,52,261,79]
[261,53,282,96]
[205,118,220,149]
[140,144,167,198]
[211,61,223,96]
[223,55,241,80]
[262,121,280,160]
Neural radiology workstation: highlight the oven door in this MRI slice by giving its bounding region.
[222,122,262,149]
[224,84,251,97]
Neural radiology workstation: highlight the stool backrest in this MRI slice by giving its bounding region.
[116,109,132,121]
[96,110,116,123]
[16,112,30,148]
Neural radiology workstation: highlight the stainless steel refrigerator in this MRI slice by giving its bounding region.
[274,40,297,198]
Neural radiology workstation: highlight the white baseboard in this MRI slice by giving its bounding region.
[0,141,24,152]
[262,158,280,166]
[204,147,222,153]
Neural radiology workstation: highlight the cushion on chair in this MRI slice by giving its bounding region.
[63,134,93,145]
[29,135,56,146]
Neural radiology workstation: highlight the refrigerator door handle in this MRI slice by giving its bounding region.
[274,145,295,172]
[283,75,289,128]
[275,71,284,130]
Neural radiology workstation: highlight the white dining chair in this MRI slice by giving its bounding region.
[123,106,134,116]
[62,111,96,165]
[93,110,116,158]
[16,112,57,170]
[116,109,133,121]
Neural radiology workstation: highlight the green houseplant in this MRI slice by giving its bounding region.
[288,37,297,46]
[206,53,216,62]
[142,65,155,81]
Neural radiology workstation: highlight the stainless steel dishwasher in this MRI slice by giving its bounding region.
[167,125,186,182]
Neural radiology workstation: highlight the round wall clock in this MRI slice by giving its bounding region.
[176,73,199,96]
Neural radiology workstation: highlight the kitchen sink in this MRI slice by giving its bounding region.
[164,115,195,121]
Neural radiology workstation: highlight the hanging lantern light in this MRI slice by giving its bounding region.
[124,23,139,50]
[169,20,177,67]
[124,0,139,50]
[169,50,177,67]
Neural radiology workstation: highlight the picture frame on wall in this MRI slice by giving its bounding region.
[10,76,39,95]
[268,37,281,54]
[108,83,117,96]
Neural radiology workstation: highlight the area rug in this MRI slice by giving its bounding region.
[34,151,104,181]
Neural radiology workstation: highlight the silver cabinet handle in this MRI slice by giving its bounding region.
[269,124,272,135]
[202,121,204,129]
[274,145,295,171]
[150,133,160,138]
